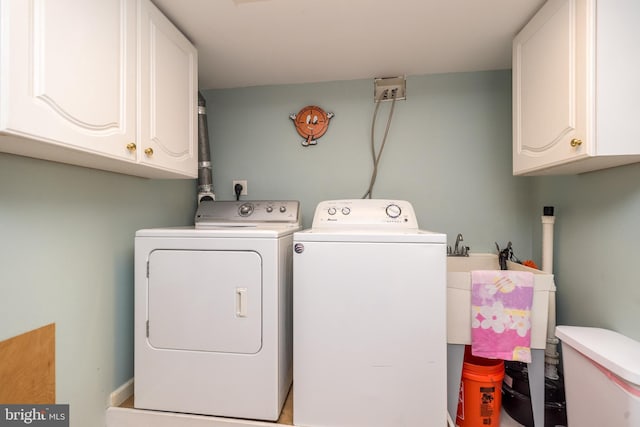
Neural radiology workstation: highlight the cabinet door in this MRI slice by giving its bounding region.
[137,0,197,177]
[512,0,592,175]
[2,0,137,160]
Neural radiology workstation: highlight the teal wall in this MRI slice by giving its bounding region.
[0,153,195,426]
[2,68,637,427]
[203,70,535,256]
[532,164,640,341]
[204,68,640,346]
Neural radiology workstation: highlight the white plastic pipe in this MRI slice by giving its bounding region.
[542,206,559,379]
[541,209,555,274]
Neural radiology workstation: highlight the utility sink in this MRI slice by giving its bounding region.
[446,253,555,349]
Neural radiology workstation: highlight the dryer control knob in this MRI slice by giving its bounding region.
[280,206,287,213]
[385,204,402,218]
[342,207,351,215]
[239,203,254,216]
[328,207,337,215]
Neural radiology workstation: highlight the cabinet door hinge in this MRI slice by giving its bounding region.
[146,320,149,338]
[146,261,149,278]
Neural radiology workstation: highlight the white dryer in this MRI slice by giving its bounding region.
[134,200,300,421]
[293,199,447,427]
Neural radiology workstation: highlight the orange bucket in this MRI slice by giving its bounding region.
[456,345,505,427]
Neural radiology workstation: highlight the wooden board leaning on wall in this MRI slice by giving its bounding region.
[0,323,55,404]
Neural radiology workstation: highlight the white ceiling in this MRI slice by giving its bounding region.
[151,0,545,90]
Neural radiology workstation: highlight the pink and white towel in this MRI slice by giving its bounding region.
[471,270,534,362]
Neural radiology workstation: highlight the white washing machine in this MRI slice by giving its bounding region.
[134,200,300,421]
[293,199,447,427]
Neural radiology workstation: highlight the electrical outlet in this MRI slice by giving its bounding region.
[374,76,406,102]
[233,180,248,196]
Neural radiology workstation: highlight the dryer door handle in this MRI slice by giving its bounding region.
[236,288,248,317]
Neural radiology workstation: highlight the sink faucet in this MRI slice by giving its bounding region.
[448,233,469,256]
[454,233,463,254]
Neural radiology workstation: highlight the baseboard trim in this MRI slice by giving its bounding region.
[106,407,291,427]
[109,378,134,407]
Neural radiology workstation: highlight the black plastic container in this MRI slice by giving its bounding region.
[502,362,567,427]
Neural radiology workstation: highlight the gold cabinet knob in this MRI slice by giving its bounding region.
[570,138,583,147]
[144,147,154,156]
[126,143,137,152]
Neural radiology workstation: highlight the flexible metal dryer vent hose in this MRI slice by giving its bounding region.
[197,92,215,203]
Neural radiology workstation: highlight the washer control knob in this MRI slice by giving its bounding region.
[342,207,351,215]
[328,207,337,215]
[280,206,287,213]
[266,206,273,213]
[385,204,402,218]
[239,203,254,216]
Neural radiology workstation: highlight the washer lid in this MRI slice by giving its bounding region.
[294,228,446,244]
[556,326,640,386]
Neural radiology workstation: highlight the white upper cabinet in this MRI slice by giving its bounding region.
[513,0,640,175]
[0,0,197,179]
[137,0,197,176]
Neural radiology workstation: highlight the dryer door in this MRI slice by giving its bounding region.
[147,249,262,354]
